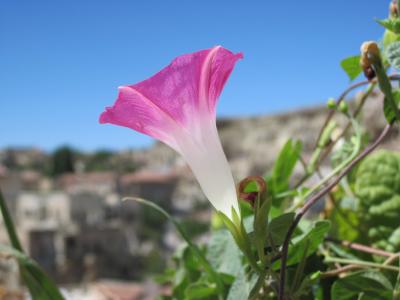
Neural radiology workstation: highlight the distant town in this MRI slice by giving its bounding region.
[0,145,212,299]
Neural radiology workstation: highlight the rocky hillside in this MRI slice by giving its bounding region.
[2,91,399,189]
[126,91,399,182]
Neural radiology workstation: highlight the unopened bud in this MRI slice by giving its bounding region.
[238,176,267,208]
[318,121,337,148]
[327,98,336,109]
[390,1,398,18]
[360,41,380,81]
[338,101,349,114]
[360,41,380,65]
[363,66,376,81]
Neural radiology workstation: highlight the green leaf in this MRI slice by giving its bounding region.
[169,244,208,298]
[124,197,224,295]
[355,150,400,251]
[0,245,64,300]
[253,193,271,264]
[377,18,400,34]
[207,229,242,279]
[327,242,360,261]
[248,270,268,300]
[154,268,175,284]
[384,29,400,49]
[184,282,218,299]
[227,269,258,300]
[217,212,244,250]
[268,139,302,196]
[331,270,393,300]
[292,271,321,299]
[266,212,295,247]
[384,90,400,123]
[273,220,331,269]
[395,257,400,298]
[287,220,331,266]
[0,190,65,300]
[340,55,362,81]
[239,200,254,219]
[386,41,400,69]
[173,244,200,272]
[290,239,310,294]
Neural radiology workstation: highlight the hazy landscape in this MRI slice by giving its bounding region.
[1,91,399,299]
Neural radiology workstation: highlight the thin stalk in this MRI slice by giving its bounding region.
[325,193,359,230]
[325,237,394,257]
[373,62,400,124]
[394,256,400,300]
[305,76,400,187]
[319,82,376,164]
[309,118,360,194]
[278,124,392,300]
[384,253,400,266]
[314,80,371,148]
[324,257,400,272]
[291,116,362,211]
[313,74,400,151]
[296,81,375,189]
[320,265,365,278]
[123,197,225,298]
[0,188,23,251]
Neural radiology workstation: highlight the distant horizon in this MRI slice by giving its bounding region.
[1,100,332,152]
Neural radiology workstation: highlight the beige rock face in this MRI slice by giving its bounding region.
[132,92,399,181]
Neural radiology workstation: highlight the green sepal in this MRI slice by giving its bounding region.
[377,18,400,34]
[384,89,400,123]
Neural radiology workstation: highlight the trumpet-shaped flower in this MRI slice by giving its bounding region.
[99,46,242,219]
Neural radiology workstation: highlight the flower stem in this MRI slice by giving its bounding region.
[320,265,365,278]
[324,257,400,272]
[291,115,361,211]
[123,197,225,298]
[296,81,375,188]
[325,237,394,257]
[0,188,23,251]
[373,61,400,124]
[278,124,392,300]
[318,82,376,164]
[384,253,400,266]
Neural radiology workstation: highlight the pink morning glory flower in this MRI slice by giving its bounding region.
[100,46,243,219]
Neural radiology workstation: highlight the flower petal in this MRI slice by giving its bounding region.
[199,46,243,117]
[99,46,242,219]
[177,121,239,218]
[99,86,181,151]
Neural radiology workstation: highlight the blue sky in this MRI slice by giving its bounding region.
[0,0,387,151]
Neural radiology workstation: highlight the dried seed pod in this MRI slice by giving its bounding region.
[360,41,380,81]
[390,0,398,18]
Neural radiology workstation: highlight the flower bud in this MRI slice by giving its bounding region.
[360,41,380,81]
[338,101,349,114]
[238,176,267,208]
[318,121,337,148]
[360,41,380,65]
[326,98,336,109]
[363,66,376,81]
